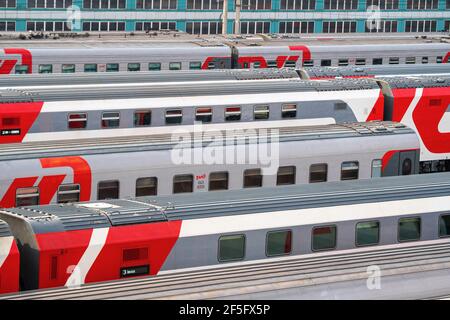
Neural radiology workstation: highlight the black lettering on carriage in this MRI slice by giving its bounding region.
[1,129,20,136]
[120,265,150,278]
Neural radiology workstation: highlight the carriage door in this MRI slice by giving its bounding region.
[398,151,416,176]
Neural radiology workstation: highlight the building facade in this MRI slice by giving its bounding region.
[0,0,449,34]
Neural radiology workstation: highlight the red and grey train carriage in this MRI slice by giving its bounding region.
[0,122,419,209]
[0,172,449,291]
[0,219,19,294]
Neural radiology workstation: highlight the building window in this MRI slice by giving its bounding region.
[173,174,193,193]
[57,184,80,204]
[165,109,183,124]
[356,221,379,246]
[218,235,245,262]
[196,107,213,123]
[84,64,98,72]
[241,0,271,9]
[135,21,177,31]
[16,187,39,207]
[136,0,176,8]
[240,21,270,34]
[82,21,125,31]
[186,0,223,9]
[366,20,398,33]
[309,164,328,183]
[83,0,125,8]
[97,180,119,200]
[324,0,357,9]
[28,0,72,8]
[0,21,15,31]
[38,64,53,74]
[398,217,421,242]
[136,177,157,197]
[439,215,450,238]
[134,110,152,127]
[366,0,398,9]
[101,112,120,128]
[280,0,315,9]
[68,113,87,129]
[406,0,438,9]
[312,225,337,251]
[209,172,229,191]
[148,62,161,71]
[323,21,357,33]
[225,107,241,121]
[128,63,141,72]
[186,21,222,35]
[341,161,359,180]
[254,105,270,120]
[276,166,296,185]
[0,0,16,7]
[243,169,263,188]
[405,20,437,32]
[27,21,70,31]
[62,64,75,73]
[281,104,297,118]
[266,230,292,257]
[279,21,314,34]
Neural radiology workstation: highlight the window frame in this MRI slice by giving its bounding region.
[57,184,81,204]
[97,180,120,200]
[217,234,246,263]
[355,220,380,247]
[311,225,337,252]
[135,177,158,197]
[15,186,40,207]
[398,216,422,243]
[68,113,88,130]
[265,229,293,257]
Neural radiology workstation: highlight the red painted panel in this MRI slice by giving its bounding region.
[0,102,43,144]
[0,239,20,294]
[38,175,66,205]
[366,90,385,121]
[390,88,417,122]
[85,221,182,283]
[289,45,311,62]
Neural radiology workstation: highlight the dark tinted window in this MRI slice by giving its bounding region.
[98,180,119,200]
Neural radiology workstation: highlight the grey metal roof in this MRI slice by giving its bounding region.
[0,69,300,89]
[0,121,414,161]
[0,78,380,103]
[377,76,450,88]
[0,219,11,237]
[2,172,449,234]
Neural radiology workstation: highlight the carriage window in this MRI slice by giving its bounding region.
[136,177,157,197]
[188,61,201,70]
[166,109,183,124]
[68,113,87,129]
[218,234,245,262]
[16,187,39,207]
[389,57,399,65]
[267,60,277,68]
[134,110,152,127]
[398,217,421,242]
[402,158,412,176]
[254,105,269,120]
[39,64,53,74]
[303,60,314,67]
[225,107,241,121]
[97,180,119,200]
[321,59,331,67]
[406,57,416,64]
[439,215,450,238]
[62,64,75,73]
[372,58,383,65]
[371,159,382,178]
[207,62,215,69]
[266,230,292,257]
[15,64,29,74]
[312,225,337,251]
[209,172,228,191]
[128,63,140,72]
[84,64,98,72]
[173,174,193,193]
[106,63,119,72]
[355,58,366,65]
[101,112,120,128]
[195,108,212,123]
[338,59,349,66]
[169,62,182,70]
[436,56,442,64]
[253,62,261,69]
[310,164,328,183]
[356,221,379,246]
[284,60,296,68]
[57,184,80,204]
[243,169,262,188]
[148,62,161,71]
[276,166,296,185]
[341,161,359,180]
[282,104,297,118]
[422,57,429,64]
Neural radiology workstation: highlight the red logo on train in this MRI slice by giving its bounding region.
[0,48,32,74]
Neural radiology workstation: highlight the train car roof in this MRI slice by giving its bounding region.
[302,64,450,78]
[0,121,414,161]
[376,76,450,88]
[1,172,449,234]
[0,219,12,237]
[0,69,300,88]
[0,78,381,103]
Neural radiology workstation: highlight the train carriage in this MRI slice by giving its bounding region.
[0,219,19,294]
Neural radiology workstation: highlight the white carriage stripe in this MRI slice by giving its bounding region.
[179,195,450,238]
[22,118,335,142]
[65,228,109,287]
[0,236,14,270]
[438,110,450,133]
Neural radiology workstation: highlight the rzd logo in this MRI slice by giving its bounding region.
[0,48,32,74]
[0,156,91,208]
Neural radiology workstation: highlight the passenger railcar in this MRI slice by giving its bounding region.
[1,35,448,74]
[0,219,19,294]
[0,122,419,208]
[0,172,449,290]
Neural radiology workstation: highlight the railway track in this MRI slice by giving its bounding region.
[2,239,450,300]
